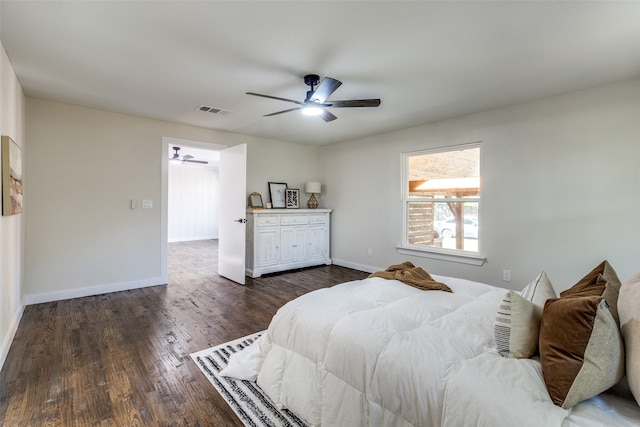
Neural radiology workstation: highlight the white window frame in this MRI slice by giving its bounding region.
[398,142,486,266]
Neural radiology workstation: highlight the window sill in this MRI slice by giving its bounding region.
[396,245,486,266]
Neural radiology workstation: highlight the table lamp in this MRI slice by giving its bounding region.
[305,182,321,209]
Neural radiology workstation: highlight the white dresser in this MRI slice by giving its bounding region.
[245,209,332,278]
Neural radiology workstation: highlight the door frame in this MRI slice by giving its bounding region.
[160,136,228,283]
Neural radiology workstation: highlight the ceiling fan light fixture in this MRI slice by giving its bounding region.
[247,74,380,122]
[302,106,323,116]
[169,146,208,164]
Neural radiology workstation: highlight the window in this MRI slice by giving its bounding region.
[402,143,481,257]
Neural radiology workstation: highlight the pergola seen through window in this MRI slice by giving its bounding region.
[403,144,480,253]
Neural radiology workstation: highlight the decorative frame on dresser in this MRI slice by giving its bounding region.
[245,208,332,278]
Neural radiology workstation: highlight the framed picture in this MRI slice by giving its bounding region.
[285,188,300,209]
[2,136,23,216]
[268,182,287,208]
[248,192,264,209]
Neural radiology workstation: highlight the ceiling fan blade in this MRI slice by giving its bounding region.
[263,107,302,117]
[184,159,208,164]
[320,110,338,122]
[182,154,194,160]
[329,99,381,108]
[310,77,342,103]
[246,92,304,105]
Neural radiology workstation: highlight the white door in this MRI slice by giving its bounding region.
[218,144,247,284]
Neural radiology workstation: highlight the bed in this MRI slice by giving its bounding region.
[223,262,640,427]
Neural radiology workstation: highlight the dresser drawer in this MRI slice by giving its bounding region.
[256,215,280,227]
[309,214,327,224]
[280,215,309,226]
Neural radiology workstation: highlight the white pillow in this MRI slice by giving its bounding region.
[619,272,640,405]
[219,340,263,381]
[520,271,557,308]
[495,272,556,358]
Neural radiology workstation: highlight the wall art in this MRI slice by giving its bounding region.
[2,136,23,215]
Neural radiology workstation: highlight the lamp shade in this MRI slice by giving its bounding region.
[305,182,322,194]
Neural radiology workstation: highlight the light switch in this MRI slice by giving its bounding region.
[142,199,153,209]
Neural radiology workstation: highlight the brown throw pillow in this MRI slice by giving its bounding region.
[539,295,624,409]
[560,260,622,326]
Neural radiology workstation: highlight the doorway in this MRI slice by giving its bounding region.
[167,146,220,243]
[161,137,227,284]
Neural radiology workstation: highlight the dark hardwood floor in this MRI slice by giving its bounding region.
[0,240,368,426]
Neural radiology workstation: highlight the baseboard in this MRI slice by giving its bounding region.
[168,236,218,243]
[22,277,167,306]
[331,258,379,274]
[0,304,24,373]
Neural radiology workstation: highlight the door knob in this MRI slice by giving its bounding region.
[234,218,247,223]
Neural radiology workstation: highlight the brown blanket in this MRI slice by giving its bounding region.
[368,261,452,292]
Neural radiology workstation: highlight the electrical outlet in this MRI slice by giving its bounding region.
[502,269,511,282]
[367,248,373,257]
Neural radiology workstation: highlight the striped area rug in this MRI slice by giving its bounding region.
[190,332,309,427]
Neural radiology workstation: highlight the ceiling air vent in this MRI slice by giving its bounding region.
[198,105,231,115]
[199,105,221,113]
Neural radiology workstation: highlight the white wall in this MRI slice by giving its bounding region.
[245,138,321,208]
[168,162,219,242]
[320,79,640,292]
[24,99,320,304]
[0,42,26,370]
[20,69,638,312]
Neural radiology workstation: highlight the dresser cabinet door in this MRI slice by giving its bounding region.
[307,226,326,260]
[255,228,279,267]
[280,227,307,264]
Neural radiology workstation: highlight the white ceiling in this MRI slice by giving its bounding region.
[2,1,639,146]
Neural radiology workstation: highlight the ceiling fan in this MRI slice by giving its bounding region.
[247,74,381,122]
[170,146,208,164]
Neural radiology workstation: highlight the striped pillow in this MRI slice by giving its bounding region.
[495,272,556,358]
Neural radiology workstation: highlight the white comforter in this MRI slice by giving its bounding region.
[227,275,640,427]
